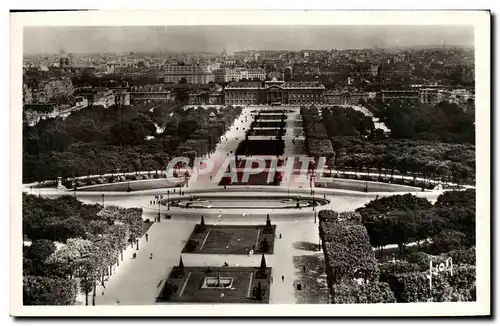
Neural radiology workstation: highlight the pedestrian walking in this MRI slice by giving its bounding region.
[145,233,149,242]
[281,275,285,282]
[279,233,282,239]
[150,253,153,259]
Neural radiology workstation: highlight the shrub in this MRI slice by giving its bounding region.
[387,267,475,303]
[379,261,421,283]
[338,211,362,223]
[432,230,467,254]
[169,268,185,279]
[194,225,206,234]
[184,240,198,252]
[445,247,476,265]
[260,238,270,253]
[405,252,432,272]
[318,210,339,222]
[262,225,274,234]
[331,281,396,304]
[161,283,178,300]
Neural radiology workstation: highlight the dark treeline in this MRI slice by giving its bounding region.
[23,103,241,182]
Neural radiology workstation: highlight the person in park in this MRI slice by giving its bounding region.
[150,253,153,260]
[281,275,285,282]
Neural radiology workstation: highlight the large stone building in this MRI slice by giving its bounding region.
[378,90,419,103]
[213,68,267,83]
[419,87,475,107]
[164,64,214,84]
[224,75,325,106]
[324,90,377,105]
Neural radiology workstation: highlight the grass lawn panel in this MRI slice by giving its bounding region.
[157,267,272,303]
[182,224,276,255]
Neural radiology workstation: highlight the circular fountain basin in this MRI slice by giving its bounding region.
[167,196,329,210]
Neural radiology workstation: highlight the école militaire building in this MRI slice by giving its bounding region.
[224,73,325,106]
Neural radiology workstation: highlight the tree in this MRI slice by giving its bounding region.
[23,276,78,305]
[432,230,467,253]
[379,261,421,283]
[386,211,419,254]
[26,239,57,276]
[45,238,95,279]
[320,215,379,285]
[331,281,396,303]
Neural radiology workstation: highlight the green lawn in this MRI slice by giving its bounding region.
[182,224,276,255]
[157,267,272,303]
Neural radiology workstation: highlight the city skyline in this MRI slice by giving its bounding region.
[23,25,474,55]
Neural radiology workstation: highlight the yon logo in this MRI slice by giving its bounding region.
[427,257,453,291]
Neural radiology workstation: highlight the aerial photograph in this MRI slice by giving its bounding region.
[14,16,487,316]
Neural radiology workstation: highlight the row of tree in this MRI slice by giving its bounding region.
[318,201,476,303]
[350,190,476,302]
[356,190,476,256]
[23,194,145,305]
[23,102,242,182]
[331,137,475,185]
[364,99,475,144]
[300,105,475,185]
[318,211,397,303]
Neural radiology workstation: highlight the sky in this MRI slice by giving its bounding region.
[23,25,474,55]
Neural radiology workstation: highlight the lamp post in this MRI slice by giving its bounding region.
[158,196,161,222]
[313,190,317,224]
[167,190,170,211]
